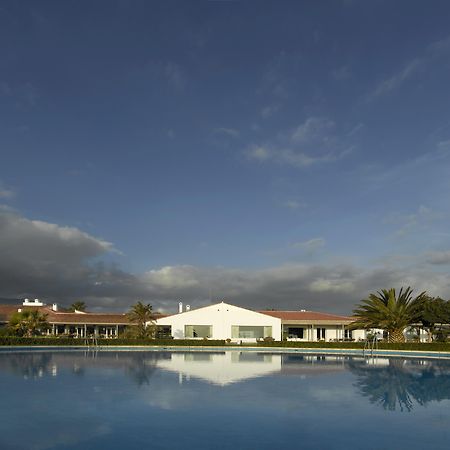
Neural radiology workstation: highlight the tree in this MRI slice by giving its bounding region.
[69,301,86,312]
[126,301,155,338]
[8,310,50,337]
[351,287,426,343]
[415,296,449,342]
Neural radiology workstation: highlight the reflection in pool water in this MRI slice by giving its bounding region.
[0,350,449,449]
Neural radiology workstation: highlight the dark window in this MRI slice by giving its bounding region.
[287,327,304,338]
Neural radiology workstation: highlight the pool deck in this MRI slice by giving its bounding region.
[1,345,450,359]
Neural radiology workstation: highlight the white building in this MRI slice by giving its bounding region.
[154,302,281,342]
[153,301,369,342]
[261,310,367,342]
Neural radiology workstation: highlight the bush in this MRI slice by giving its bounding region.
[2,337,450,352]
[0,336,227,347]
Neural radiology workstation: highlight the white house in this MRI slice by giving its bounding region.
[154,302,281,342]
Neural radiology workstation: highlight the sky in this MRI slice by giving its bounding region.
[1,0,450,314]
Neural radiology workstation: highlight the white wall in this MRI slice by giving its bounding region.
[155,302,281,342]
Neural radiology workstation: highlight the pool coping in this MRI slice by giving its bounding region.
[1,345,450,359]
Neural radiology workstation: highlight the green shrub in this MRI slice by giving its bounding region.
[1,336,450,352]
[0,336,226,347]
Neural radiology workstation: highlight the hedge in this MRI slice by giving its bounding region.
[0,337,226,346]
[2,337,450,352]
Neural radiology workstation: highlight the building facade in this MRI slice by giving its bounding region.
[155,302,282,342]
[0,299,163,338]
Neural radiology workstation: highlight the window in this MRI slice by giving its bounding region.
[231,326,272,339]
[316,328,326,340]
[185,325,212,338]
[344,329,353,339]
[287,327,304,338]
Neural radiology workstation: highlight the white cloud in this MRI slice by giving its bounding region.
[331,65,351,80]
[291,117,335,144]
[142,265,200,289]
[246,146,271,161]
[142,60,187,91]
[383,205,442,237]
[367,34,450,100]
[260,105,279,119]
[283,200,306,210]
[163,62,186,90]
[246,117,355,169]
[0,188,15,199]
[426,250,450,265]
[369,58,423,99]
[213,127,240,138]
[293,238,326,252]
[437,139,450,153]
[309,278,355,294]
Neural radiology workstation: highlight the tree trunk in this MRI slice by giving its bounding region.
[388,329,405,343]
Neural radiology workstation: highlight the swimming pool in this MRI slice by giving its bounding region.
[0,350,449,449]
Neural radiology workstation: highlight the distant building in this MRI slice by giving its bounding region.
[0,299,164,338]
[261,310,365,342]
[0,298,367,342]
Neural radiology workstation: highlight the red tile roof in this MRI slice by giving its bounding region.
[259,310,353,323]
[0,305,165,325]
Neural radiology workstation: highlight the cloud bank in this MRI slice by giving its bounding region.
[1,209,450,314]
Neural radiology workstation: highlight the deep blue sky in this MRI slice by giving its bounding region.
[1,0,450,312]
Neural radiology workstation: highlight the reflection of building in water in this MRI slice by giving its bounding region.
[157,351,282,386]
[0,351,170,383]
[156,352,349,385]
[0,350,350,384]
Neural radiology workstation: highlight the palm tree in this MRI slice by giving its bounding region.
[126,301,155,338]
[351,287,426,343]
[69,301,86,312]
[9,310,50,337]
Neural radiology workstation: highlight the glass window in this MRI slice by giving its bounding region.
[231,326,272,339]
[316,328,326,339]
[287,327,304,338]
[185,325,212,338]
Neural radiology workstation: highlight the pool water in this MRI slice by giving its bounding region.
[0,350,449,450]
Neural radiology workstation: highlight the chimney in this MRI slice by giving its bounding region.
[52,303,58,312]
[186,305,191,312]
[178,302,183,314]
